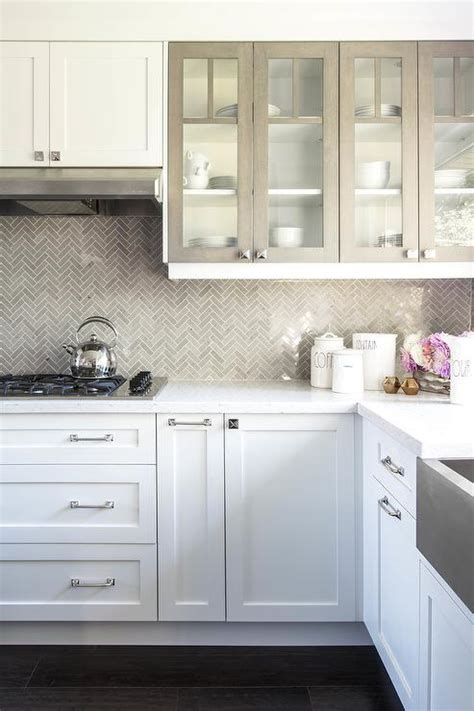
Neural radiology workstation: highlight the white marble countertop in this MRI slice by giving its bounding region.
[1,380,472,458]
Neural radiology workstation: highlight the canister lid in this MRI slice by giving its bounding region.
[313,331,343,343]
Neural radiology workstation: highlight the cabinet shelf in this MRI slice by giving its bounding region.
[184,189,237,196]
[268,188,322,195]
[183,117,237,124]
[434,188,474,195]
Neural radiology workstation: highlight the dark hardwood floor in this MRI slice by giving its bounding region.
[0,645,403,710]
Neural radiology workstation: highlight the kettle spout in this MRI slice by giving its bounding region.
[62,343,74,355]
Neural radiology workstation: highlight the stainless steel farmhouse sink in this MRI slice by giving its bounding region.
[417,458,473,612]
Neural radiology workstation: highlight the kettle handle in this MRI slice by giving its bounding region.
[76,316,118,347]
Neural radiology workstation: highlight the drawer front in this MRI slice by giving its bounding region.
[0,544,157,621]
[0,414,156,464]
[363,420,416,517]
[0,465,156,543]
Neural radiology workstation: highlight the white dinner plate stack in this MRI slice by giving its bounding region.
[434,170,467,188]
[377,232,403,248]
[188,236,237,249]
[215,103,281,118]
[356,160,391,189]
[208,175,238,190]
[355,104,402,117]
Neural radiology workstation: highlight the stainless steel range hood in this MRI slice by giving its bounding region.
[0,168,162,216]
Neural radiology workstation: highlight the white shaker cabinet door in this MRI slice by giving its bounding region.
[363,474,419,710]
[0,42,49,166]
[419,563,473,711]
[49,42,163,166]
[157,414,226,621]
[225,414,355,622]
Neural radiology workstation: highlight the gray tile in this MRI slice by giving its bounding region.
[309,685,403,711]
[0,216,471,380]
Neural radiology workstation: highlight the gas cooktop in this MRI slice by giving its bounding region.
[0,373,167,398]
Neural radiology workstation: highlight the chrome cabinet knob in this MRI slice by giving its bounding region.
[34,151,45,161]
[423,249,436,259]
[239,250,251,261]
[405,249,418,260]
[256,249,268,260]
[50,151,61,161]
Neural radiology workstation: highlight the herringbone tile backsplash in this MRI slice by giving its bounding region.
[0,216,472,380]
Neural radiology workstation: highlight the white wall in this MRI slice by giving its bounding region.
[0,0,472,41]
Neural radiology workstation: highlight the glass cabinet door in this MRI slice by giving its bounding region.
[168,43,253,262]
[253,43,338,262]
[339,43,418,262]
[419,42,474,262]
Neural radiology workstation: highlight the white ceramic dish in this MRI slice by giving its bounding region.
[356,161,390,189]
[269,227,304,248]
[434,170,467,188]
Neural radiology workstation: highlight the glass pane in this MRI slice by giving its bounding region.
[269,195,323,248]
[380,58,402,115]
[460,57,474,116]
[268,124,323,189]
[354,123,402,248]
[298,58,323,117]
[183,58,208,118]
[434,121,474,248]
[268,59,292,117]
[213,59,238,118]
[433,58,454,116]
[355,58,375,117]
[183,123,237,249]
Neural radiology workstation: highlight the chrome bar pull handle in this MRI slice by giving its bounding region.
[69,434,114,443]
[71,577,115,588]
[70,500,114,509]
[381,455,404,477]
[168,418,212,427]
[378,496,402,520]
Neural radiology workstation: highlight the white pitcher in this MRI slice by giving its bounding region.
[446,333,474,405]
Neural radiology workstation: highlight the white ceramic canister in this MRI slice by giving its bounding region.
[446,333,474,405]
[332,349,364,394]
[310,332,344,388]
[352,332,397,391]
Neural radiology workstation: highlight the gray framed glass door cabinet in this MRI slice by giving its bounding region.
[253,43,338,262]
[418,42,474,262]
[339,42,418,262]
[168,42,339,264]
[168,43,253,263]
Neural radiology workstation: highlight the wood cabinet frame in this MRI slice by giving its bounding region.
[253,42,339,262]
[339,42,419,262]
[418,41,474,263]
[168,42,254,262]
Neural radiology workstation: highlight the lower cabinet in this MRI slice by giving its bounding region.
[363,474,419,710]
[225,414,356,622]
[157,414,226,621]
[0,543,157,621]
[419,562,473,711]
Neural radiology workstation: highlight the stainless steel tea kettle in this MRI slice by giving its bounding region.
[63,316,118,379]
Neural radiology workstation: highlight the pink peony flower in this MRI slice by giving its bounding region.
[420,333,450,378]
[400,346,418,373]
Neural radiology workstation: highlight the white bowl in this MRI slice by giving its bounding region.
[356,173,390,189]
[357,161,391,172]
[270,227,304,248]
[434,170,467,188]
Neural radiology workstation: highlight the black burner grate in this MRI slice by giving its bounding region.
[0,374,126,397]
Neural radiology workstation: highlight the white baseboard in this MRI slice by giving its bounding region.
[0,621,371,646]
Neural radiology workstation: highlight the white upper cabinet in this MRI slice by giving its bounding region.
[49,42,163,166]
[0,42,49,166]
[225,414,356,622]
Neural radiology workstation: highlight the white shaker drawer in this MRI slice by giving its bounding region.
[363,420,416,517]
[0,465,156,543]
[0,414,156,464]
[0,544,157,621]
